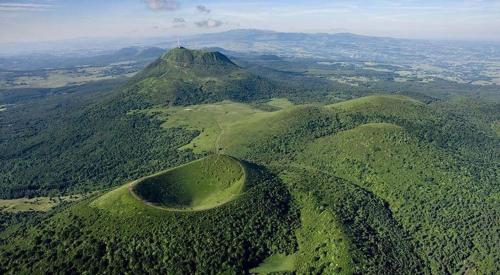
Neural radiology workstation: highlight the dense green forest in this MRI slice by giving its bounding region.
[0,84,198,198]
[0,160,298,274]
[220,95,499,274]
[0,48,498,274]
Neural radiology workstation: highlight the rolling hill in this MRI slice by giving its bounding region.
[0,46,498,274]
[122,47,280,106]
[0,156,298,274]
[218,95,498,274]
[0,48,286,199]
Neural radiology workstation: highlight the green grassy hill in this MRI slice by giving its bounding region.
[0,46,498,274]
[0,156,299,274]
[130,155,244,211]
[167,94,494,274]
[123,47,281,106]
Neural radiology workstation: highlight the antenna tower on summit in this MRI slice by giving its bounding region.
[177,37,181,48]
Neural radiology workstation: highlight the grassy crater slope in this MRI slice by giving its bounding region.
[131,155,244,211]
[0,157,299,274]
[91,155,247,213]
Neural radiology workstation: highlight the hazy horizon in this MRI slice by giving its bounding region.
[2,28,499,57]
[1,0,500,46]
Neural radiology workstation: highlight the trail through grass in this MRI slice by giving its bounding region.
[143,100,293,153]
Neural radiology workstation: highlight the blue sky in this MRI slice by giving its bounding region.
[1,0,500,43]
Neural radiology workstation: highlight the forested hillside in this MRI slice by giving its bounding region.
[0,48,284,198]
[0,48,498,274]
[220,95,499,274]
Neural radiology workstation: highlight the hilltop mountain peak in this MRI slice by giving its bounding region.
[160,47,237,69]
[124,47,276,106]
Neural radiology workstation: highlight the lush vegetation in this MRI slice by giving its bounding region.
[218,95,498,274]
[298,122,498,273]
[0,78,197,199]
[0,161,298,274]
[1,48,498,274]
[131,155,245,210]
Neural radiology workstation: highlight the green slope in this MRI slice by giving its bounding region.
[93,155,246,212]
[205,101,427,273]
[284,167,425,274]
[123,47,280,106]
[144,100,281,154]
[298,122,499,273]
[0,157,299,274]
[1,53,498,275]
[208,95,498,274]
[329,94,423,111]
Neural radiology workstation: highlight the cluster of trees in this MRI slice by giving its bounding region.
[0,212,36,232]
[288,168,426,274]
[0,164,299,274]
[0,79,198,199]
[235,97,499,274]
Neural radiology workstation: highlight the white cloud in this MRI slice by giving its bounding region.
[173,17,185,23]
[144,0,179,11]
[195,19,224,28]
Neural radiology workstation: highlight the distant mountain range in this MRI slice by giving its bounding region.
[179,29,500,64]
[3,29,499,59]
[2,29,499,84]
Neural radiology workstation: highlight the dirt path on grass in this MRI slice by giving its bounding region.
[215,120,225,155]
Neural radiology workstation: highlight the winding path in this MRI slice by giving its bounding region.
[214,120,225,155]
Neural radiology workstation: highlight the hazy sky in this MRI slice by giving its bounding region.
[1,0,500,43]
